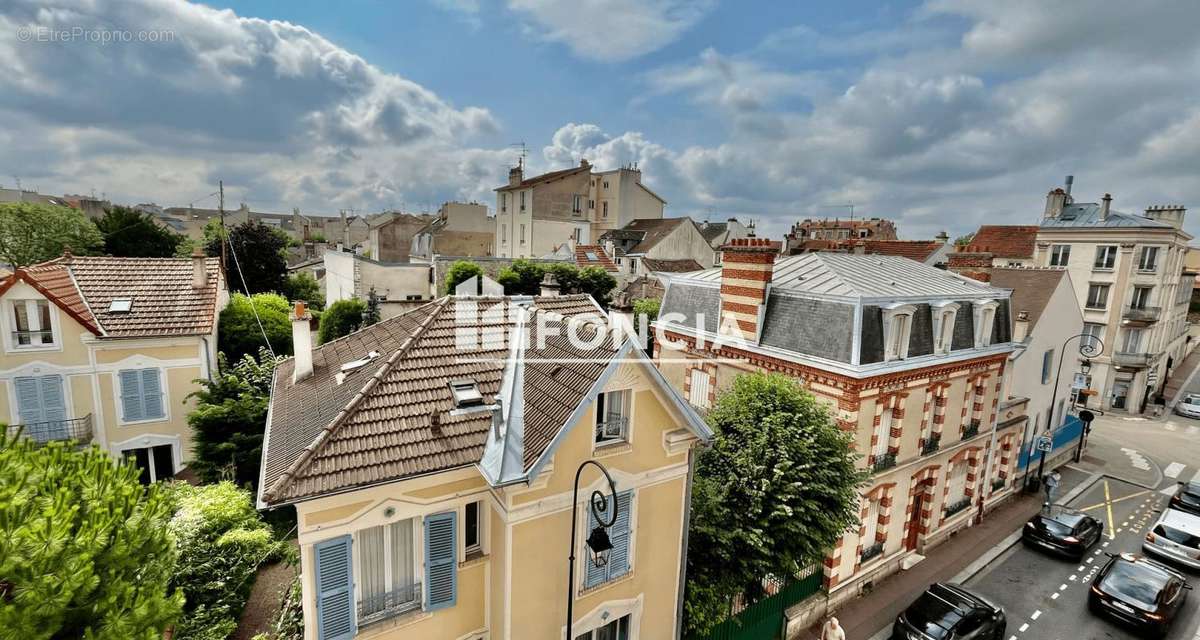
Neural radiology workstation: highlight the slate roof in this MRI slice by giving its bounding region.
[681,253,1002,300]
[1041,203,1174,229]
[699,222,729,244]
[598,218,692,256]
[642,258,703,273]
[0,255,223,338]
[259,294,651,505]
[494,165,590,192]
[968,225,1040,258]
[988,268,1070,331]
[574,245,619,272]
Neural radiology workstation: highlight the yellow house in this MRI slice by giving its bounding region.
[257,293,711,640]
[0,251,226,480]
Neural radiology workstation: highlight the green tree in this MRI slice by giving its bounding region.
[0,435,183,639]
[282,272,323,310]
[546,262,581,293]
[576,265,618,308]
[318,298,366,344]
[954,231,976,247]
[174,236,201,258]
[444,260,484,294]
[684,372,867,634]
[217,292,293,363]
[364,287,382,326]
[188,348,284,489]
[632,298,660,343]
[207,220,287,294]
[0,201,103,268]
[496,259,545,295]
[94,206,184,258]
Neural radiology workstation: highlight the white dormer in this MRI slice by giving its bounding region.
[931,301,960,355]
[882,304,917,362]
[972,300,1000,348]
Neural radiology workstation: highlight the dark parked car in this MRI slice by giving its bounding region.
[1089,553,1191,638]
[892,583,1006,640]
[1021,505,1103,558]
[1169,481,1200,517]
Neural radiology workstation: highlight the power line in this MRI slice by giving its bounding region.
[226,233,276,358]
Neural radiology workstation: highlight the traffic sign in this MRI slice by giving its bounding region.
[1036,435,1053,452]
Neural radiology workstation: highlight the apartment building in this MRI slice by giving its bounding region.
[1033,186,1193,413]
[655,240,1026,608]
[494,160,666,259]
[258,295,710,640]
[783,217,898,253]
[0,252,227,478]
[409,202,494,260]
[598,218,716,277]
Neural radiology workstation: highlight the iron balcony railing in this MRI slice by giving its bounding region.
[7,414,93,445]
[595,417,629,445]
[921,434,941,455]
[357,583,422,627]
[860,542,884,563]
[944,497,972,518]
[1122,306,1161,324]
[870,452,897,473]
[962,419,981,439]
[1113,351,1153,368]
[11,329,54,346]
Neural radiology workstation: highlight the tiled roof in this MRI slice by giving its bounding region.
[967,225,1040,259]
[598,217,691,256]
[1040,203,1173,229]
[495,165,590,192]
[574,245,618,272]
[790,239,943,263]
[259,294,634,505]
[642,258,703,273]
[988,268,1070,331]
[0,255,222,338]
[699,222,729,243]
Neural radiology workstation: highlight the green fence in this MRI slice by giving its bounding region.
[688,564,824,640]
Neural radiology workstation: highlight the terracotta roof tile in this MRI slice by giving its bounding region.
[967,225,1040,259]
[641,258,703,273]
[574,245,619,272]
[495,165,589,192]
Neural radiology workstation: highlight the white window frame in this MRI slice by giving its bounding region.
[353,517,418,618]
[931,302,959,355]
[1094,245,1117,270]
[569,596,643,640]
[110,433,181,482]
[114,367,170,425]
[689,368,712,410]
[6,298,61,352]
[1122,328,1145,353]
[947,461,968,505]
[872,407,892,459]
[595,389,632,447]
[463,500,484,557]
[1137,246,1160,272]
[501,193,507,212]
[1049,244,1070,267]
[861,495,881,549]
[520,191,526,211]
[572,194,583,213]
[972,300,999,348]
[881,304,916,361]
[1086,284,1110,309]
[500,224,506,244]
[1131,286,1152,310]
[602,201,609,218]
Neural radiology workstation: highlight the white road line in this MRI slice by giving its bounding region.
[1165,462,1186,478]
[1077,565,1085,571]
[1101,542,1109,548]
[1019,623,1029,632]
[1069,574,1077,581]
[1059,584,1068,591]
[1051,592,1059,600]
[1160,485,1177,495]
[1086,557,1094,563]
[1031,610,1042,620]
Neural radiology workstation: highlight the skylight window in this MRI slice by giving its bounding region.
[585,251,599,261]
[449,379,483,408]
[340,350,380,373]
[109,298,133,313]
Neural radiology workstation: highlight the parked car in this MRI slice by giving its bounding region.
[1089,553,1191,638]
[1021,505,1103,559]
[892,583,1006,640]
[1168,481,1200,517]
[1175,393,1200,419]
[1144,508,1200,569]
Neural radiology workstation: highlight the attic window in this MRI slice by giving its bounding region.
[340,350,380,373]
[585,251,599,261]
[449,379,483,408]
[109,298,133,313]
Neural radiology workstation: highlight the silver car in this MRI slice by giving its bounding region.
[1176,394,1200,419]
[1143,508,1200,569]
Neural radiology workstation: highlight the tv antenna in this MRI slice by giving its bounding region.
[822,203,859,221]
[509,141,527,169]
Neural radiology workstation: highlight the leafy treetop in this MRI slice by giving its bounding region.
[94,206,184,258]
[0,201,103,268]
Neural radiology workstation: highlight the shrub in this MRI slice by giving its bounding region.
[218,292,293,363]
[282,272,323,310]
[496,259,545,295]
[318,298,366,344]
[444,260,484,294]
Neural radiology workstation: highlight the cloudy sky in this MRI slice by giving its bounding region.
[2,0,1199,240]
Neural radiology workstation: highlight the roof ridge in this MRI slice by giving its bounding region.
[63,262,105,337]
[261,296,450,503]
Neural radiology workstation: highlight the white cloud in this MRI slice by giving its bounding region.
[506,0,715,62]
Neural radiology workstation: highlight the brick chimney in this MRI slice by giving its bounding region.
[539,272,561,297]
[1144,204,1186,229]
[508,164,523,187]
[717,238,777,341]
[291,301,314,383]
[1044,188,1068,219]
[947,246,994,282]
[191,248,208,288]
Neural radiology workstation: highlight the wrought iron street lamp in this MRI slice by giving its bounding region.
[566,459,619,640]
[1027,332,1104,492]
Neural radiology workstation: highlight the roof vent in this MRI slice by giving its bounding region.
[109,298,133,313]
[449,379,484,408]
[340,350,380,373]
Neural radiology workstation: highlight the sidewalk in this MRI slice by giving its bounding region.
[798,465,1090,640]
[1163,347,1200,408]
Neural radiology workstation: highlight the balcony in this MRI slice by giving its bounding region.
[870,452,897,473]
[11,329,55,347]
[943,497,972,518]
[1122,306,1161,326]
[7,414,93,445]
[358,583,422,627]
[1113,351,1153,369]
[962,419,981,439]
[921,434,941,455]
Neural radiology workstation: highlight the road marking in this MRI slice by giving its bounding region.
[1019,623,1029,632]
[1105,481,1117,539]
[1031,610,1042,620]
[1059,583,1068,591]
[1077,565,1085,571]
[1069,574,1077,581]
[1086,557,1094,563]
[1077,488,1152,514]
[1051,592,1059,600]
[1165,462,1186,478]
[1101,542,1109,548]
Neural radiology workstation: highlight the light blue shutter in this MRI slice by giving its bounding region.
[14,377,43,425]
[607,491,633,580]
[38,376,68,441]
[141,369,164,419]
[315,536,355,640]
[584,499,608,588]
[119,370,143,422]
[424,511,457,610]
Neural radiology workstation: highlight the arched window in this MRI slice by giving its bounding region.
[882,304,917,362]
[972,300,999,348]
[931,302,960,355]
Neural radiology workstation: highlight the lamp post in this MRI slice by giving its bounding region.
[566,460,619,640]
[1027,332,1104,492]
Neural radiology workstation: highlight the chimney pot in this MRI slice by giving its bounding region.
[192,248,208,288]
[1100,193,1112,220]
[291,301,314,382]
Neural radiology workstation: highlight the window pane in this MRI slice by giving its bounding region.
[13,303,29,344]
[152,445,174,481]
[465,502,479,549]
[359,525,386,612]
[390,519,415,591]
[125,448,152,485]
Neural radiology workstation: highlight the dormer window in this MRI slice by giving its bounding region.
[881,304,916,362]
[10,299,55,349]
[973,300,999,348]
[449,379,483,408]
[931,302,960,355]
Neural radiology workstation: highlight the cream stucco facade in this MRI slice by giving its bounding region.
[289,359,701,640]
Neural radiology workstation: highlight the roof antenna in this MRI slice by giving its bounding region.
[509,141,527,169]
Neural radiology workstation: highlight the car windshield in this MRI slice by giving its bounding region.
[904,591,962,639]
[1042,519,1075,537]
[1099,561,1168,609]
[1186,394,1200,404]
[1157,524,1200,548]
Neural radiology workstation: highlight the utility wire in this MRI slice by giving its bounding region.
[226,234,276,358]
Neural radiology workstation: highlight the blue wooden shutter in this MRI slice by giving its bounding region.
[119,369,143,422]
[608,491,633,580]
[424,511,457,610]
[141,369,164,419]
[584,498,608,588]
[14,376,43,425]
[38,376,67,440]
[315,535,355,640]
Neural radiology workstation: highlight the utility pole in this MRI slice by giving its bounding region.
[218,180,227,272]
